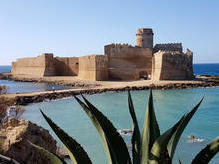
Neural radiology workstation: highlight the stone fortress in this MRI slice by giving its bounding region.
[11,28,194,81]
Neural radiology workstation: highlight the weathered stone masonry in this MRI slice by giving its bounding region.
[11,28,194,81]
[105,44,152,80]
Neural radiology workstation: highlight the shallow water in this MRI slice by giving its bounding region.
[0,80,73,93]
[1,64,219,94]
[22,88,219,164]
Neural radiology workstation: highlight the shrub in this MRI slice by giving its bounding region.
[0,97,14,122]
[0,86,7,95]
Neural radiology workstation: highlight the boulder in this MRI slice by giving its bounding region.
[0,119,57,164]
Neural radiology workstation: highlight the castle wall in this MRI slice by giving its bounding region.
[44,54,56,76]
[78,55,108,81]
[11,53,56,77]
[151,51,193,80]
[11,28,194,82]
[54,57,79,76]
[105,44,152,80]
[153,43,183,53]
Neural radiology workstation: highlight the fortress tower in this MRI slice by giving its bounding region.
[136,28,154,49]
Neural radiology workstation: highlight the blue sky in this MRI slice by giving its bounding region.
[0,0,219,65]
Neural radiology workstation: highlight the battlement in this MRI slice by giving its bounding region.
[152,50,193,80]
[40,53,53,57]
[136,28,153,35]
[104,43,152,58]
[136,28,154,49]
[11,27,194,81]
[105,43,134,48]
[153,43,183,53]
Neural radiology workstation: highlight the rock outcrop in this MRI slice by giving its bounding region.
[0,119,57,164]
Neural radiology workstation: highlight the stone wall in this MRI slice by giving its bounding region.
[136,28,154,49]
[11,28,194,82]
[11,53,56,77]
[78,55,108,81]
[44,54,56,76]
[105,44,152,80]
[153,43,183,53]
[54,57,79,76]
[152,51,193,80]
[11,54,79,77]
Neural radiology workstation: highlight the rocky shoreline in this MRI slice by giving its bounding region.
[1,73,219,105]
[13,80,219,105]
[0,119,58,164]
[0,73,101,88]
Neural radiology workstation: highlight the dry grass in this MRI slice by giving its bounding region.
[0,86,7,95]
[0,97,14,120]
[0,86,10,119]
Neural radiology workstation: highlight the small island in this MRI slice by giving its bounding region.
[11,28,193,81]
[1,28,219,105]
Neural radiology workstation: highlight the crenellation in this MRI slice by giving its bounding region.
[136,28,154,49]
[105,43,152,80]
[153,43,183,53]
[105,43,134,48]
[11,28,194,81]
[186,48,193,56]
[152,50,193,80]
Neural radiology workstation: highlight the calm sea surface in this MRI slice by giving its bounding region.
[0,65,11,73]
[0,66,73,93]
[193,63,219,76]
[1,64,219,93]
[1,64,219,163]
[22,88,219,164]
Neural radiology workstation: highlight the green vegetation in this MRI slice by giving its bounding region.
[33,90,219,163]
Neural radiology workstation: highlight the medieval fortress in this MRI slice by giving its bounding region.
[11,28,193,81]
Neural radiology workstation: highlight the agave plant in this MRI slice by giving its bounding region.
[31,90,219,164]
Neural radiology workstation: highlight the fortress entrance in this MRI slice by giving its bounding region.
[139,71,149,80]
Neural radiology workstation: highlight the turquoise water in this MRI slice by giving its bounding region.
[0,80,73,93]
[2,64,219,163]
[0,66,73,93]
[22,88,219,164]
[1,64,219,93]
[0,63,219,94]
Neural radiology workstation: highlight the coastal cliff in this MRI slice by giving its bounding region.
[0,119,57,164]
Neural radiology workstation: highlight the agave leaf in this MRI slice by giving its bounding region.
[40,110,92,164]
[149,115,185,164]
[167,98,203,158]
[128,90,141,164]
[141,89,160,164]
[75,94,131,164]
[0,154,20,164]
[73,95,114,164]
[28,141,66,164]
[192,137,219,164]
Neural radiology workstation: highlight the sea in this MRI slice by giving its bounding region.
[0,66,73,93]
[1,64,219,163]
